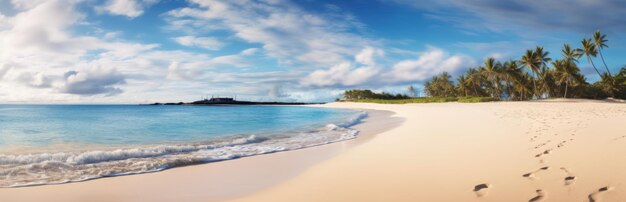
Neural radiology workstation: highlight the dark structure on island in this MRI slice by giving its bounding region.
[148,96,324,106]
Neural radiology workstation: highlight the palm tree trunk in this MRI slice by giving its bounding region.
[532,72,538,99]
[587,55,603,78]
[598,50,612,76]
[563,80,569,98]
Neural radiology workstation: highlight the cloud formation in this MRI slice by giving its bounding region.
[97,0,158,18]
[166,0,373,67]
[174,36,223,50]
[391,0,626,33]
[62,67,126,96]
[301,47,383,87]
[389,47,474,82]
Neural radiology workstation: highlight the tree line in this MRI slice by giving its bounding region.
[343,89,409,100]
[424,31,626,100]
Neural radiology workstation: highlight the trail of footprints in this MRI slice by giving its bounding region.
[476,106,618,201]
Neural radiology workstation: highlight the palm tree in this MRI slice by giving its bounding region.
[464,67,483,96]
[481,58,502,98]
[513,73,533,100]
[539,66,557,97]
[581,38,603,78]
[501,60,523,99]
[553,59,582,98]
[534,46,551,97]
[521,49,539,98]
[593,31,611,76]
[534,46,552,68]
[456,75,469,97]
[561,43,582,64]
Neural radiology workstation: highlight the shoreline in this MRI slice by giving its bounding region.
[2,100,625,201]
[0,107,401,202]
[232,100,626,201]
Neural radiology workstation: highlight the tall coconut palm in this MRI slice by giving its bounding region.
[581,38,603,78]
[534,46,551,97]
[534,46,552,68]
[521,49,539,98]
[561,43,582,64]
[513,73,533,100]
[593,31,611,76]
[464,67,483,96]
[538,66,557,97]
[481,58,502,98]
[456,75,469,97]
[553,59,582,98]
[501,60,523,99]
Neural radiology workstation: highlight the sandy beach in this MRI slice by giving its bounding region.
[1,100,626,202]
[234,100,626,201]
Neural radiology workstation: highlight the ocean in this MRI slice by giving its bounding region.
[0,105,366,187]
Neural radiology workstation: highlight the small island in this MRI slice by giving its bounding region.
[147,97,324,106]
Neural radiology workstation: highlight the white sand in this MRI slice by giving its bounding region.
[1,100,625,202]
[233,100,626,202]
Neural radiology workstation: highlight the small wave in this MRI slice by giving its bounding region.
[0,111,367,188]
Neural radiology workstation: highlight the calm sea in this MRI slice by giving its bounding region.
[0,105,365,187]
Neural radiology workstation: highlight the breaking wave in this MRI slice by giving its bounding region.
[0,111,367,187]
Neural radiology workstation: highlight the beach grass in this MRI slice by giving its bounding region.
[457,97,500,103]
[342,97,497,104]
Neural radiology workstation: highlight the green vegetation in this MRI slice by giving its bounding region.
[347,97,458,104]
[424,30,625,100]
[338,31,625,104]
[457,97,500,103]
[341,97,497,104]
[343,89,409,100]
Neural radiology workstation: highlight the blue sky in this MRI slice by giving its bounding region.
[0,0,624,103]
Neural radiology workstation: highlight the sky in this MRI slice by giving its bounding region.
[0,0,624,103]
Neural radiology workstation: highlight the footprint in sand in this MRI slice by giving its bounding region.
[535,149,551,158]
[564,176,576,185]
[473,183,490,197]
[529,189,545,202]
[559,167,577,185]
[523,167,550,180]
[588,186,612,202]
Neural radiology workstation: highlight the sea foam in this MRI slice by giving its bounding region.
[0,111,367,187]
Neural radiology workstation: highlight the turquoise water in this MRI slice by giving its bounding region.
[0,105,366,187]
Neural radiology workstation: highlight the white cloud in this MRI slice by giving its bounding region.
[241,48,259,56]
[301,47,382,87]
[173,36,223,50]
[61,66,126,96]
[166,61,195,80]
[300,62,379,87]
[166,0,373,67]
[16,72,53,88]
[389,47,474,82]
[355,47,384,66]
[97,0,157,18]
[10,0,52,10]
[0,0,487,103]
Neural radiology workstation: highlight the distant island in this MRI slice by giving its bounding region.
[147,97,324,106]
